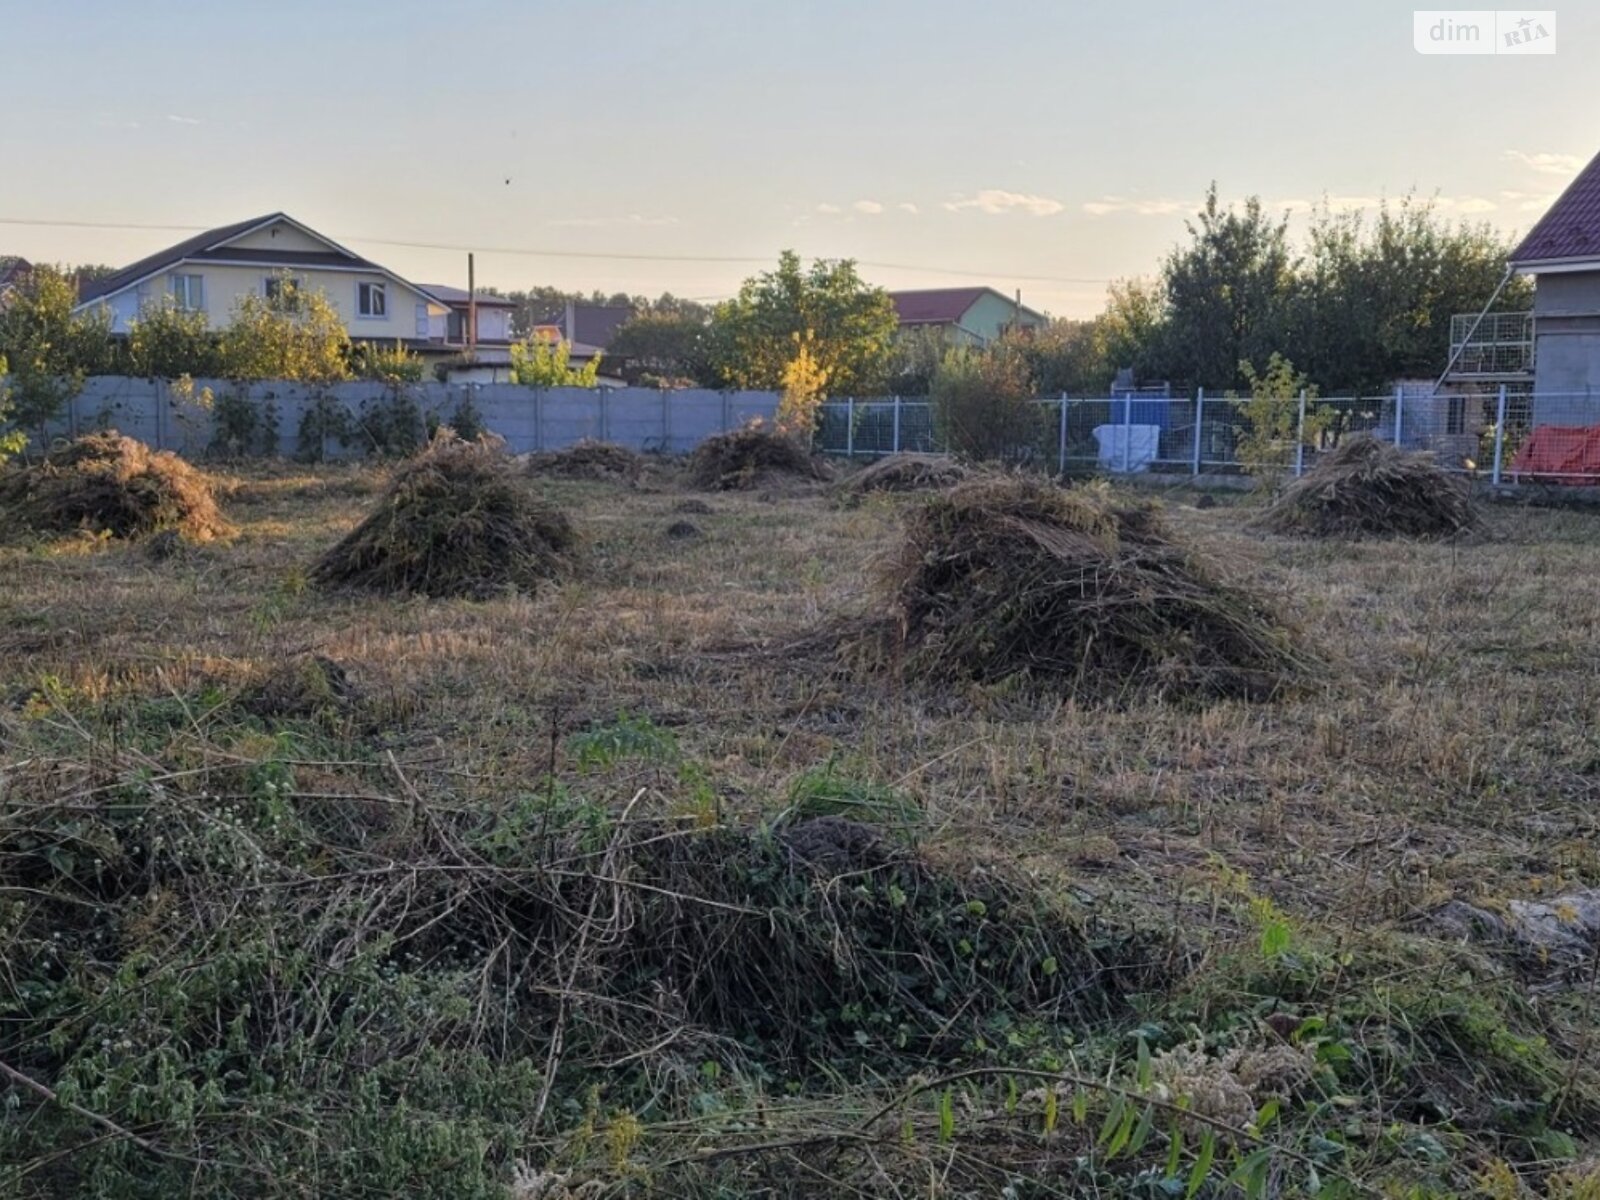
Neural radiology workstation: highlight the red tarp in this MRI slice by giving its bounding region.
[1509,425,1600,484]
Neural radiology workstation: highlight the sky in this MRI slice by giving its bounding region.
[0,0,1595,318]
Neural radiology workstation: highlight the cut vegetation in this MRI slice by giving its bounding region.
[1255,433,1476,538]
[687,422,831,490]
[861,475,1305,702]
[0,431,231,543]
[312,433,575,598]
[525,438,647,484]
[834,450,973,501]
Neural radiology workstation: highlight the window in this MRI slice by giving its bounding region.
[357,281,387,319]
[264,275,303,310]
[171,274,203,311]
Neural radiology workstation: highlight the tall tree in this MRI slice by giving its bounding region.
[1154,187,1296,391]
[710,251,897,395]
[606,311,713,386]
[0,264,114,433]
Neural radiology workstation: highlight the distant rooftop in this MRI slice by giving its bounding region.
[416,283,517,308]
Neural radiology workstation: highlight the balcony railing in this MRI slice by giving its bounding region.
[1447,311,1534,377]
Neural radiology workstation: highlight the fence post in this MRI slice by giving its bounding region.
[1121,391,1133,473]
[1192,388,1204,477]
[846,396,855,458]
[1492,384,1508,486]
[1294,388,1307,477]
[1057,393,1068,475]
[1393,384,1404,447]
[892,395,902,454]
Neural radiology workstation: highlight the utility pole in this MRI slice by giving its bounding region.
[467,253,478,353]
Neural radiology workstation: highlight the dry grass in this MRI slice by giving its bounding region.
[855,475,1306,702]
[312,434,575,598]
[0,431,232,543]
[525,438,648,484]
[2,461,1599,1196]
[833,451,973,501]
[1255,434,1476,538]
[686,422,832,490]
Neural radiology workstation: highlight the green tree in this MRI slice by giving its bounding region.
[217,277,351,385]
[886,326,948,395]
[606,311,713,386]
[0,263,114,433]
[0,355,24,463]
[710,251,897,395]
[1153,187,1297,392]
[127,299,224,379]
[509,337,600,387]
[1286,196,1530,394]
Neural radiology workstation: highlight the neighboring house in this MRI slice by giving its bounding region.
[74,213,449,348]
[531,301,631,366]
[1507,148,1600,401]
[415,284,519,383]
[0,256,30,310]
[888,287,1047,346]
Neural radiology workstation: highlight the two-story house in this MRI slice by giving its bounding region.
[888,287,1047,347]
[74,213,450,349]
[415,283,519,382]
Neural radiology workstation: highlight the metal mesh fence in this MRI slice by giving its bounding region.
[817,389,1600,485]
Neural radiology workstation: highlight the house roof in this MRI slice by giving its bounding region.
[889,287,992,325]
[0,256,29,285]
[75,213,443,307]
[1510,148,1600,266]
[415,283,518,308]
[535,303,633,350]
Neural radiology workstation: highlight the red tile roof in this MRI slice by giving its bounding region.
[889,287,991,325]
[1511,149,1600,266]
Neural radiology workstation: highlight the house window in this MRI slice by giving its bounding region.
[264,275,304,310]
[358,282,387,319]
[171,274,204,312]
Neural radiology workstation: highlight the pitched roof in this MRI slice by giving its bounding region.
[75,213,426,305]
[1510,148,1600,266]
[889,287,991,325]
[415,283,518,308]
[535,303,633,350]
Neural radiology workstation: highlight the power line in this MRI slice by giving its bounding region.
[0,214,1111,287]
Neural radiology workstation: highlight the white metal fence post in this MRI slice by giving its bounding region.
[1121,392,1133,473]
[845,397,855,458]
[1192,388,1204,476]
[1492,384,1508,486]
[1057,393,1068,475]
[1294,388,1307,477]
[1393,384,1404,447]
[892,395,902,454]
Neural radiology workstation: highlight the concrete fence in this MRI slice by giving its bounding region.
[31,378,785,459]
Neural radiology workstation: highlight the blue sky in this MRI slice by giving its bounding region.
[0,0,1594,316]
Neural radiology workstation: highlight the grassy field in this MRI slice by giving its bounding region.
[3,460,1599,1198]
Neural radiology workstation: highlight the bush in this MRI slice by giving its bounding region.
[930,345,1044,464]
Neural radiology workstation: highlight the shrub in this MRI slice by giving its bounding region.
[930,345,1043,464]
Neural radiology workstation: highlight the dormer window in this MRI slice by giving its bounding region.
[358,282,387,319]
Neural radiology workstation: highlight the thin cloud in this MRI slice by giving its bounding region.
[898,202,919,215]
[852,199,885,215]
[1504,150,1583,176]
[1082,196,1186,217]
[166,114,203,126]
[815,203,842,215]
[547,213,679,228]
[1501,189,1558,212]
[943,189,1065,216]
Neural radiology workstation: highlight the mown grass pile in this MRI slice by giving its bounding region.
[1255,434,1476,538]
[525,439,647,484]
[867,476,1306,701]
[834,451,973,501]
[0,737,1158,1197]
[0,431,231,543]
[312,434,574,598]
[687,422,831,490]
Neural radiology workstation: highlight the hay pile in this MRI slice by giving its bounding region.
[687,423,831,491]
[526,439,646,483]
[836,452,973,501]
[312,434,574,598]
[0,431,231,543]
[1254,434,1475,538]
[868,476,1303,702]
